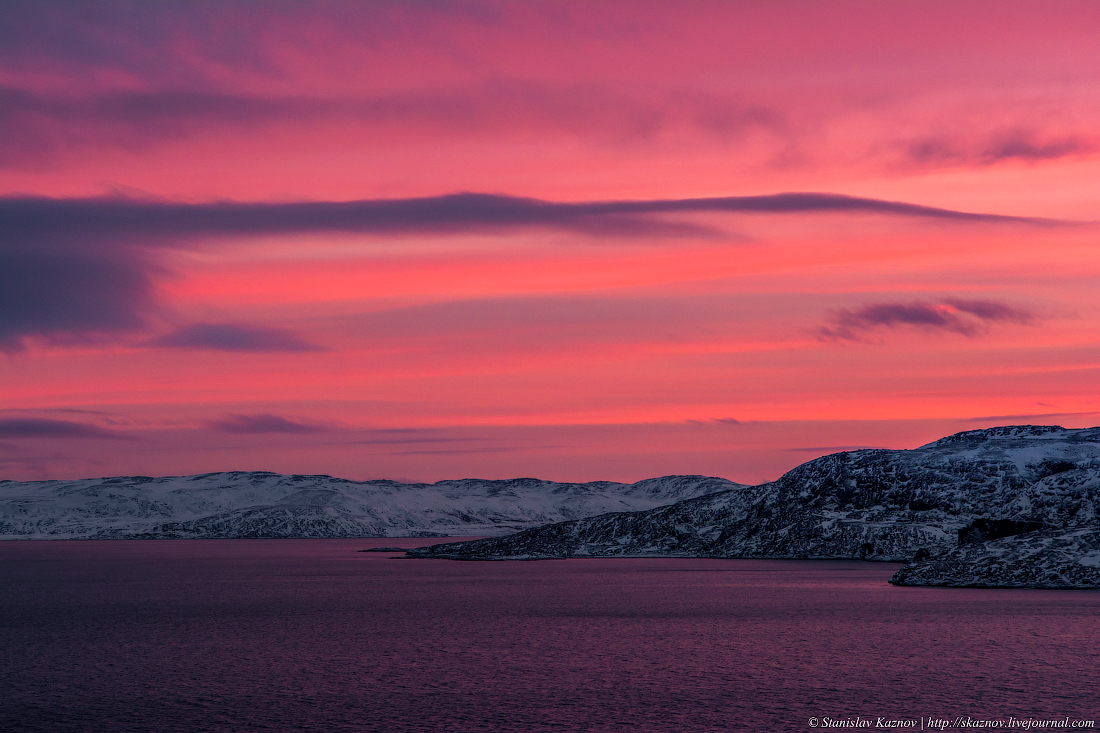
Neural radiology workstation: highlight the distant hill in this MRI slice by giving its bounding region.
[0,472,740,540]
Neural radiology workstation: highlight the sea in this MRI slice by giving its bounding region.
[1,538,1097,732]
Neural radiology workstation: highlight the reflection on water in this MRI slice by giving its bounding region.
[1,539,1097,732]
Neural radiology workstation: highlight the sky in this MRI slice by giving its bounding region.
[2,0,1100,484]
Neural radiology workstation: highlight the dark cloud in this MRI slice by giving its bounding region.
[212,413,329,434]
[0,2,279,82]
[0,191,1050,246]
[0,2,504,93]
[0,82,785,166]
[0,418,130,439]
[0,248,155,353]
[982,133,1088,162]
[0,192,1051,351]
[906,130,1091,168]
[820,299,1034,341]
[944,299,1034,322]
[148,323,323,352]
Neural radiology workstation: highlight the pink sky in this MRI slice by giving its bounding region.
[2,1,1099,483]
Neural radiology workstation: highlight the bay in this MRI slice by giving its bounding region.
[1,539,1097,732]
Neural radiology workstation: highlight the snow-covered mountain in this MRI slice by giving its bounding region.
[888,526,1100,589]
[8,426,1098,587]
[0,472,739,540]
[409,426,1100,588]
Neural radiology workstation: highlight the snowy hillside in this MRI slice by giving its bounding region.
[889,526,1100,589]
[0,472,739,540]
[409,425,1100,588]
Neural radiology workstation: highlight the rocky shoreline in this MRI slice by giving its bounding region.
[889,526,1100,589]
[408,426,1100,589]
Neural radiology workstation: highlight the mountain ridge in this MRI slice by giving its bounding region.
[0,471,740,540]
[407,425,1100,589]
[8,425,1099,588]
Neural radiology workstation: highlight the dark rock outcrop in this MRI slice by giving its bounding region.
[957,518,1045,545]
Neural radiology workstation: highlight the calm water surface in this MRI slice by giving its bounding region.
[1,539,1097,732]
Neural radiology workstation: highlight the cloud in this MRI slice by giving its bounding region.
[0,248,156,353]
[0,192,1052,351]
[148,323,323,352]
[0,83,788,166]
[211,413,330,434]
[0,191,1050,246]
[964,411,1100,423]
[0,2,280,84]
[382,447,523,456]
[981,132,1088,163]
[784,445,887,452]
[819,298,1035,341]
[906,130,1091,168]
[0,418,130,439]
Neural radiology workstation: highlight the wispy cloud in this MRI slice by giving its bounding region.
[211,413,330,434]
[0,418,130,440]
[819,298,1035,341]
[148,323,323,352]
[784,445,887,452]
[905,129,1092,168]
[965,411,1100,422]
[0,83,788,166]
